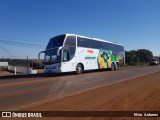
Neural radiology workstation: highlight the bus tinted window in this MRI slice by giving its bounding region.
[46,35,65,49]
[102,42,109,50]
[65,35,76,46]
[86,39,93,48]
[111,44,123,52]
[96,41,102,48]
[77,37,87,47]
[77,36,124,52]
[78,37,102,49]
[87,39,98,49]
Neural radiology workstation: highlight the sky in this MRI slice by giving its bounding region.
[0,0,160,59]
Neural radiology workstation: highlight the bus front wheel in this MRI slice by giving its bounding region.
[76,64,83,74]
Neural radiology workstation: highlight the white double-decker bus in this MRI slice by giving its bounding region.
[39,34,125,74]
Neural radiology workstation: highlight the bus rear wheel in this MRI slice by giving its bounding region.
[114,63,118,70]
[76,64,83,74]
[111,63,115,71]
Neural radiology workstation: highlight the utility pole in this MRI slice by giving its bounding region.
[27,55,29,74]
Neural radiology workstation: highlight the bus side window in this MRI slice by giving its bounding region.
[65,36,76,46]
[77,37,87,47]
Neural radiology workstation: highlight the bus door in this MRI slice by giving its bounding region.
[62,47,74,72]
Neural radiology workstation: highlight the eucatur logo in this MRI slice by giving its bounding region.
[87,50,94,54]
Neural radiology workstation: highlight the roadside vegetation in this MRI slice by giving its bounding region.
[125,49,159,66]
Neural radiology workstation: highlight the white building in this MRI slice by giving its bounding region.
[0,62,8,70]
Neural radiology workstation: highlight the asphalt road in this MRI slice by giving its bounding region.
[0,66,160,111]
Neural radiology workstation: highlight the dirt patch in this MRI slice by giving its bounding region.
[0,70,15,76]
[0,70,26,76]
[0,69,44,78]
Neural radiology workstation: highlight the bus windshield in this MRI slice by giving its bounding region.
[45,48,61,64]
[46,35,65,50]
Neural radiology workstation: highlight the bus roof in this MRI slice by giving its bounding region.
[64,33,124,46]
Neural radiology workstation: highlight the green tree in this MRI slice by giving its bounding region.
[125,49,153,66]
[136,49,153,65]
[125,50,138,66]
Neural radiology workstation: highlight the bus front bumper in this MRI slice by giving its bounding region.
[44,63,61,73]
[44,68,61,73]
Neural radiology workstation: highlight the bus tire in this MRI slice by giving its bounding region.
[76,64,83,74]
[111,63,115,71]
[114,63,118,70]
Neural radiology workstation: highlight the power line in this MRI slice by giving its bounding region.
[0,39,46,59]
[0,45,18,58]
[0,39,45,48]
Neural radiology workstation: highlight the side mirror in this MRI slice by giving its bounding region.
[57,47,62,56]
[38,51,46,62]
